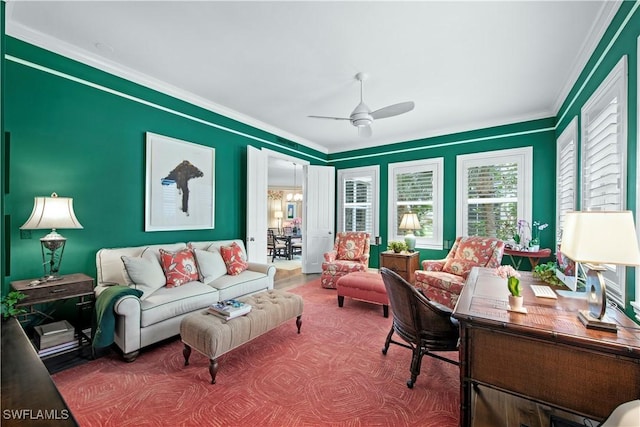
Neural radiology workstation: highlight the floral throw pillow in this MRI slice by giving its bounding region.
[220,242,249,276]
[443,258,481,279]
[159,248,199,288]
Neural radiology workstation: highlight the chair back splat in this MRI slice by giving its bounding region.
[380,267,459,389]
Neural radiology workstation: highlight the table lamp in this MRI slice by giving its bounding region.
[399,212,421,252]
[20,192,83,281]
[560,211,640,331]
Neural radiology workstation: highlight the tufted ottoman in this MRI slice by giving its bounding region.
[180,289,303,384]
[337,271,389,317]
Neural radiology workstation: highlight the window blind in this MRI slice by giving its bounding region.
[465,162,518,239]
[395,170,434,237]
[557,128,576,237]
[344,176,373,233]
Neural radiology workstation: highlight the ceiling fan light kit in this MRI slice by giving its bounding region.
[309,72,415,137]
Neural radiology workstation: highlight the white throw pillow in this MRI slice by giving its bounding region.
[121,253,166,300]
[194,248,227,283]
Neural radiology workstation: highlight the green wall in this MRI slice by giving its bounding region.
[554,0,639,313]
[329,116,557,270]
[2,37,325,289]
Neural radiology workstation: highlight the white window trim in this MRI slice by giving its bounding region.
[635,37,640,322]
[388,158,444,250]
[556,116,578,247]
[456,147,533,237]
[337,165,379,244]
[581,55,628,307]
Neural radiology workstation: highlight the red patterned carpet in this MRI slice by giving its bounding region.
[53,279,460,426]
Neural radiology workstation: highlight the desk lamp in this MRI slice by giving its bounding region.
[20,193,83,281]
[399,213,421,252]
[560,211,640,331]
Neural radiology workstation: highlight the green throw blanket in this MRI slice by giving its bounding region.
[92,286,143,349]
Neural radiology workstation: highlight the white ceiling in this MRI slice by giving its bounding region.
[6,1,618,156]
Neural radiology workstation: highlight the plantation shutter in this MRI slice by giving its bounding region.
[580,57,627,304]
[465,162,518,239]
[337,166,379,241]
[582,99,622,211]
[395,170,434,237]
[344,176,373,233]
[556,121,577,238]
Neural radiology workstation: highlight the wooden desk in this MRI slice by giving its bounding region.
[504,247,552,270]
[453,267,640,427]
[1,317,78,426]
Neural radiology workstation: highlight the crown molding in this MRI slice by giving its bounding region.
[5,19,328,155]
[552,0,622,114]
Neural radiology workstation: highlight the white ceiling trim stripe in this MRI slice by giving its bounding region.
[556,0,639,127]
[330,126,555,164]
[5,53,327,164]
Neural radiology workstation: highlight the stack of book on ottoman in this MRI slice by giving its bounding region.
[207,299,252,320]
[34,320,77,357]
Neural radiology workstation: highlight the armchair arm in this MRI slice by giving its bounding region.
[324,250,337,262]
[421,259,447,271]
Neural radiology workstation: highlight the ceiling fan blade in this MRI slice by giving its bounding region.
[358,125,372,138]
[308,115,351,121]
[370,101,415,120]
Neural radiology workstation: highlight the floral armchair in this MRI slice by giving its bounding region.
[321,232,371,289]
[414,236,505,309]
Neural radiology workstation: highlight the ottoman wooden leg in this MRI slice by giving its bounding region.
[209,358,219,384]
[337,295,344,307]
[183,344,191,366]
[383,304,389,318]
[296,315,302,333]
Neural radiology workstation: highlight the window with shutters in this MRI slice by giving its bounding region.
[337,166,379,242]
[556,117,577,244]
[388,158,443,249]
[456,148,532,239]
[581,56,627,305]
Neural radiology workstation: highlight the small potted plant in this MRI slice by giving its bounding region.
[496,265,523,310]
[1,290,27,320]
[387,241,408,253]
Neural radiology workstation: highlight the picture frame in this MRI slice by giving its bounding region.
[286,203,296,219]
[145,132,215,231]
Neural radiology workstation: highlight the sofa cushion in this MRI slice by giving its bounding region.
[159,248,199,288]
[205,270,270,301]
[140,281,219,328]
[220,242,248,276]
[193,248,227,282]
[121,252,166,300]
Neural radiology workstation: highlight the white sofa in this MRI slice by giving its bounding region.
[95,239,275,361]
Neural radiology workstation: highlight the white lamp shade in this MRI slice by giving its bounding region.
[399,213,421,231]
[560,211,640,266]
[20,193,83,230]
[274,211,283,219]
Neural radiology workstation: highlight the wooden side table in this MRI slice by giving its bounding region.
[11,273,95,358]
[504,247,552,270]
[380,251,420,284]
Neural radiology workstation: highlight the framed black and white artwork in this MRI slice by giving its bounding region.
[145,132,215,231]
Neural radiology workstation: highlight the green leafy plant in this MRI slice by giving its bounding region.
[497,265,522,297]
[387,241,408,253]
[1,290,27,320]
[533,262,563,286]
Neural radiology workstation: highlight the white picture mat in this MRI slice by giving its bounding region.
[145,132,215,231]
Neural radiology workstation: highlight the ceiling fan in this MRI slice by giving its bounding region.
[308,72,415,137]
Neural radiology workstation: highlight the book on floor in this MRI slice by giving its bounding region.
[207,299,251,319]
[37,340,80,357]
